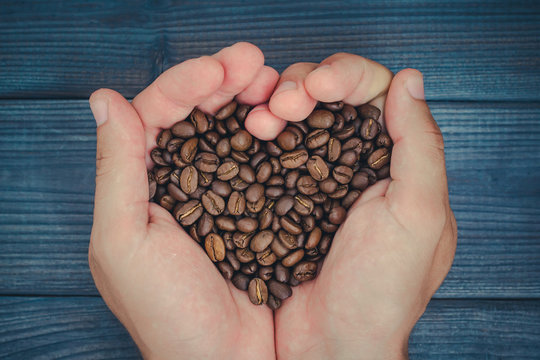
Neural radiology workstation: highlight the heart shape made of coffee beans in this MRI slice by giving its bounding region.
[148,100,392,309]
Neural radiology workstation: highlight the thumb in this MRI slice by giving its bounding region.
[384,69,449,236]
[90,89,148,246]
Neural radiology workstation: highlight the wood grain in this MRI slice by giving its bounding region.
[0,0,539,100]
[0,297,538,358]
[0,100,539,297]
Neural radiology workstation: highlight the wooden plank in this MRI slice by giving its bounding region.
[0,0,539,100]
[0,100,539,297]
[0,297,538,359]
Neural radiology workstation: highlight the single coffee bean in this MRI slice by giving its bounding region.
[307,109,335,128]
[229,176,249,192]
[342,137,363,154]
[312,206,324,221]
[198,138,213,153]
[376,133,393,148]
[305,129,330,149]
[189,225,200,243]
[333,165,354,184]
[361,140,374,158]
[305,227,322,249]
[156,129,172,149]
[248,278,268,305]
[166,138,184,154]
[360,118,380,140]
[201,190,225,215]
[323,101,344,112]
[211,180,232,197]
[266,141,283,157]
[236,247,256,263]
[274,263,290,283]
[376,165,390,179]
[215,101,238,120]
[334,124,356,140]
[180,165,198,194]
[341,104,358,122]
[321,219,339,232]
[368,147,390,169]
[190,109,209,133]
[338,150,358,167]
[268,279,293,300]
[227,191,246,216]
[230,130,253,151]
[259,266,274,281]
[216,138,231,158]
[319,178,338,194]
[174,200,203,226]
[271,235,291,258]
[194,152,220,173]
[155,167,172,185]
[180,138,198,163]
[205,233,226,262]
[301,215,315,232]
[238,164,256,184]
[241,262,258,275]
[329,206,347,225]
[293,194,314,216]
[217,161,239,181]
[217,261,234,280]
[280,216,303,235]
[288,209,301,224]
[198,171,213,187]
[319,234,332,254]
[285,126,304,146]
[148,171,157,199]
[235,104,251,122]
[307,156,329,181]
[289,275,301,287]
[233,231,255,249]
[215,216,237,232]
[293,261,317,281]
[312,145,328,158]
[342,190,361,209]
[358,103,381,120]
[236,217,258,233]
[266,175,285,187]
[327,137,341,162]
[285,170,300,189]
[256,162,272,183]
[258,206,274,230]
[232,273,250,291]
[359,168,378,185]
[250,152,268,169]
[251,230,275,252]
[310,192,327,204]
[266,186,285,200]
[328,185,348,199]
[172,152,190,168]
[159,194,176,211]
[247,196,266,214]
[332,113,345,132]
[256,248,277,266]
[277,130,297,151]
[275,195,294,216]
[297,175,318,195]
[267,294,281,310]
[225,116,241,134]
[171,120,196,138]
[226,250,241,270]
[151,148,168,166]
[351,172,369,190]
[280,149,309,169]
[204,131,220,146]
[269,157,282,175]
[197,212,214,237]
[231,150,250,164]
[282,249,305,267]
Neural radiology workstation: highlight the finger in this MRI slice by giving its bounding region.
[304,53,393,105]
[90,89,148,245]
[198,42,265,114]
[384,69,449,236]
[244,104,287,140]
[268,62,318,122]
[235,65,279,105]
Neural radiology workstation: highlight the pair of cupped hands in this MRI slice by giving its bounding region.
[88,42,457,359]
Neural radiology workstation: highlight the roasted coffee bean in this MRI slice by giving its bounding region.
[312,145,327,158]
[280,149,309,169]
[258,207,274,230]
[190,109,209,133]
[323,101,344,112]
[342,137,363,154]
[268,279,292,300]
[211,180,232,197]
[216,216,236,232]
[359,168,378,185]
[159,194,176,211]
[235,104,251,122]
[310,192,327,204]
[156,129,172,149]
[215,102,238,120]
[271,234,291,258]
[360,118,380,140]
[351,172,369,190]
[162,150,173,165]
[189,225,200,243]
[307,156,329,181]
[172,152,189,168]
[266,186,285,199]
[198,171,213,187]
[259,266,274,281]
[171,120,196,138]
[232,273,250,290]
[230,176,249,192]
[301,215,315,232]
[155,185,166,200]
[288,210,301,224]
[280,216,303,235]
[312,206,324,220]
[190,186,206,200]
[289,275,301,287]
[180,166,198,194]
[275,195,294,216]
[307,109,335,128]
[227,191,246,216]
[148,171,157,199]
[237,217,258,233]
[236,247,256,263]
[293,261,317,281]
[328,185,348,199]
[241,262,258,275]
[274,263,290,283]
[217,161,239,181]
[293,194,314,216]
[319,178,338,194]
[321,219,339,232]
[282,249,305,267]
[305,129,330,149]
[269,157,282,175]
[333,165,354,184]
[305,227,322,249]
[225,116,241,134]
[155,167,172,185]
[231,150,250,164]
[248,278,268,305]
[376,133,393,148]
[341,104,357,122]
[327,137,341,162]
[319,234,332,254]
[329,206,347,225]
[332,113,346,132]
[277,130,298,151]
[233,231,255,249]
[338,150,358,167]
[377,165,390,179]
[334,125,356,140]
[368,148,390,169]
[285,126,304,145]
[250,152,268,169]
[226,250,241,270]
[205,233,225,262]
[217,262,234,280]
[180,138,198,163]
[285,170,300,189]
[297,175,318,195]
[215,138,231,158]
[238,164,256,184]
[342,190,361,209]
[201,190,225,215]
[266,141,283,157]
[247,196,266,214]
[174,200,203,226]
[198,212,214,237]
[256,162,272,183]
[358,103,381,120]
[361,140,374,158]
[251,230,275,252]
[267,294,281,310]
[231,130,252,151]
[151,149,168,166]
[256,248,277,266]
[194,152,220,173]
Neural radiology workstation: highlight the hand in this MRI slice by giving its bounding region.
[88,43,279,359]
[256,56,457,359]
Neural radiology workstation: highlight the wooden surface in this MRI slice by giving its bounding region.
[1,0,539,358]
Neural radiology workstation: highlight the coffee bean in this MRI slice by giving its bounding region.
[329,206,347,225]
[288,210,301,224]
[233,231,255,249]
[289,275,301,287]
[267,294,281,310]
[376,133,393,148]
[293,261,317,281]
[248,278,268,305]
[305,129,330,149]
[159,194,176,211]
[359,168,378,185]
[155,167,172,185]
[256,248,277,266]
[284,170,300,189]
[307,156,329,181]
[376,165,390,179]
[227,191,246,216]
[226,250,241,270]
[259,266,274,281]
[307,109,335,128]
[250,152,268,169]
[230,176,249,192]
[266,141,283,157]
[321,219,339,232]
[319,178,338,194]
[326,137,341,162]
[358,103,381,120]
[332,113,345,132]
[180,166,198,194]
[293,194,314,216]
[235,104,251,122]
[341,104,357,122]
[305,227,322,249]
[268,279,292,300]
[148,171,157,199]
[171,121,196,138]
[174,200,203,226]
[217,261,234,280]
[198,212,214,237]
[342,190,361,209]
[280,216,303,235]
[247,196,266,214]
[323,101,344,112]
[241,262,258,275]
[236,217,258,233]
[296,175,318,195]
[217,161,239,181]
[215,216,236,232]
[238,164,256,184]
[333,165,354,184]
[368,148,390,169]
[275,195,294,216]
[230,130,253,151]
[360,118,380,140]
[258,207,273,230]
[210,180,231,198]
[156,129,172,149]
[215,101,238,120]
[277,130,297,151]
[328,185,348,199]
[236,247,256,263]
[361,140,374,158]
[193,152,219,173]
[301,215,315,232]
[282,249,305,267]
[205,233,225,262]
[180,138,198,163]
[151,149,168,166]
[338,150,358,167]
[266,186,285,200]
[280,149,309,169]
[232,273,250,290]
[342,137,363,154]
[269,157,282,175]
[250,230,275,252]
[201,190,225,215]
[225,116,241,134]
[272,234,291,258]
[274,263,290,282]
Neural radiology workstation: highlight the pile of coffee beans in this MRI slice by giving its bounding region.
[148,100,392,309]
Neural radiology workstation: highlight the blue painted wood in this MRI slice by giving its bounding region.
[0,100,539,297]
[0,0,539,100]
[0,297,538,359]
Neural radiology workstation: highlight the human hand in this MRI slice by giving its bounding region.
[88,43,279,359]
[254,56,457,359]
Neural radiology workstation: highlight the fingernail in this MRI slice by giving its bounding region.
[89,97,108,126]
[274,81,297,95]
[406,72,425,100]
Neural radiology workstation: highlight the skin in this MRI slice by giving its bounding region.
[89,42,457,359]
